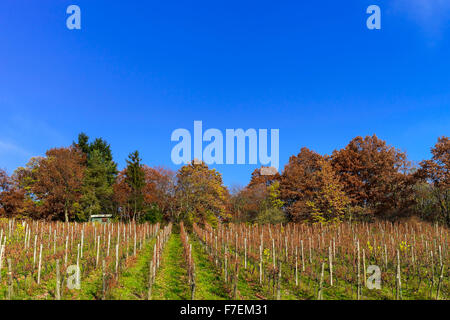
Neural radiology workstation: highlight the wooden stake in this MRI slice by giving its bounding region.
[37,244,43,284]
[7,258,13,300]
[55,259,61,300]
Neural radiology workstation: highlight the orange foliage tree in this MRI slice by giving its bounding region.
[331,135,415,219]
[143,166,177,221]
[31,147,85,222]
[0,169,27,218]
[418,136,449,225]
[113,169,132,220]
[279,147,324,221]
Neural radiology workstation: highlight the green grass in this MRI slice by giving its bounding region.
[190,237,229,300]
[192,235,268,300]
[151,233,190,300]
[108,237,157,300]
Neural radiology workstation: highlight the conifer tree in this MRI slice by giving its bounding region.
[125,151,145,221]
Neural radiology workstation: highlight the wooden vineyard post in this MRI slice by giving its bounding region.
[7,258,13,300]
[233,261,239,299]
[96,236,100,268]
[295,246,298,287]
[33,235,37,268]
[64,235,69,268]
[37,244,43,284]
[134,232,137,256]
[301,240,305,272]
[435,264,444,300]
[235,233,238,262]
[244,238,247,269]
[276,262,282,300]
[55,259,61,300]
[259,242,263,285]
[396,249,402,300]
[81,230,84,258]
[362,248,366,287]
[333,237,336,260]
[191,263,196,300]
[318,262,325,300]
[102,260,107,300]
[76,243,80,276]
[428,250,434,299]
[285,236,288,262]
[107,232,111,257]
[53,230,56,255]
[214,235,218,267]
[309,237,313,265]
[329,245,333,286]
[224,244,228,283]
[272,239,276,269]
[147,260,154,300]
[357,241,361,300]
[115,243,119,276]
[0,244,4,282]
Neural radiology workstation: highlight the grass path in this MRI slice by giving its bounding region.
[151,233,190,300]
[190,237,229,300]
[108,237,157,300]
[192,234,266,300]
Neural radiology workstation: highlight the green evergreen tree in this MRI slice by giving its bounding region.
[77,133,90,155]
[78,150,114,220]
[125,151,145,221]
[74,133,118,219]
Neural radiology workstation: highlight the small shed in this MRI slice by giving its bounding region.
[89,214,112,223]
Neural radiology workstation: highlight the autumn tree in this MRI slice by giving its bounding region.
[255,181,287,224]
[0,169,27,218]
[331,135,415,219]
[32,147,85,222]
[231,183,268,222]
[228,185,244,221]
[233,167,285,224]
[279,147,324,221]
[248,167,281,188]
[143,166,177,222]
[305,159,350,223]
[12,157,44,218]
[113,169,132,221]
[417,136,449,225]
[176,161,228,226]
[238,168,278,221]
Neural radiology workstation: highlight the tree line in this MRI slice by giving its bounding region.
[0,134,448,226]
[230,135,449,226]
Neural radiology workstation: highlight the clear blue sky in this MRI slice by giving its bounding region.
[0,0,449,187]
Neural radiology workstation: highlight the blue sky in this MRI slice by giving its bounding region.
[0,0,449,187]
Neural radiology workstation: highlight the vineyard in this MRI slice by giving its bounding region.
[0,218,448,300]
